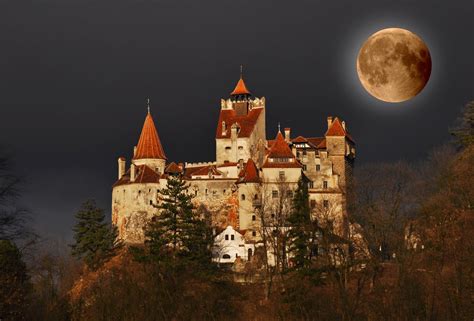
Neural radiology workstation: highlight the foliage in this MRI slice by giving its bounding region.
[0,240,31,321]
[71,200,121,270]
[451,101,474,148]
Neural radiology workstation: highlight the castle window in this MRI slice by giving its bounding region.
[303,165,307,171]
[271,213,275,218]
[222,254,231,259]
[287,190,293,198]
[149,200,153,205]
[241,194,246,201]
[223,189,226,194]
[310,200,316,208]
[231,235,235,240]
[316,165,321,171]
[148,189,151,192]
[323,200,329,208]
[252,231,257,237]
[279,171,285,180]
[252,215,256,221]
[205,189,208,195]
[272,190,278,198]
[238,146,243,150]
[254,194,258,200]
[225,146,231,151]
[303,150,307,156]
[308,181,314,189]
[138,190,141,195]
[225,234,229,240]
[323,181,328,189]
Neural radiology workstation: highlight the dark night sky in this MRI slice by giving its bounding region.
[0,0,472,240]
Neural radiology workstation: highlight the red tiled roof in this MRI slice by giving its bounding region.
[230,77,251,96]
[216,107,263,139]
[134,112,167,160]
[112,165,162,187]
[164,162,182,174]
[237,159,261,184]
[267,132,295,158]
[325,117,355,143]
[291,136,308,143]
[190,165,223,177]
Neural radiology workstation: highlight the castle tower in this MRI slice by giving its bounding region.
[216,71,266,166]
[132,107,167,176]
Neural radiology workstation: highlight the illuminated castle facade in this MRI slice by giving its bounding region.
[112,74,355,264]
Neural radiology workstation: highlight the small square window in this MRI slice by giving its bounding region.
[272,190,278,198]
[323,200,329,208]
[252,231,257,237]
[225,234,229,240]
[252,215,256,221]
[241,194,246,201]
[316,165,321,171]
[149,200,153,205]
[279,171,285,180]
[308,181,314,189]
[310,200,316,208]
[323,181,328,189]
[231,235,235,240]
[303,165,307,171]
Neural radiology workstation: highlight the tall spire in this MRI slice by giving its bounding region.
[134,105,167,160]
[146,98,150,114]
[230,65,251,96]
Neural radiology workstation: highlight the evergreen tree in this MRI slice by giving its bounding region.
[0,240,30,321]
[144,174,213,269]
[451,101,474,148]
[287,176,313,269]
[71,200,121,270]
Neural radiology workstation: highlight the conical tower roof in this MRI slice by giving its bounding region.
[230,76,251,96]
[134,111,167,160]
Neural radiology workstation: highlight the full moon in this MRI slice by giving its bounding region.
[356,28,432,103]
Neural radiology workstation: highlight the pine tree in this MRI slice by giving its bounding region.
[144,174,213,269]
[451,101,474,148]
[71,200,121,270]
[0,240,30,321]
[288,176,313,269]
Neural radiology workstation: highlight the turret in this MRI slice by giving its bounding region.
[118,157,126,179]
[132,101,167,175]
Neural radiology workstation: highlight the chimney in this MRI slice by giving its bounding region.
[342,121,346,130]
[231,123,239,140]
[118,157,126,179]
[327,116,333,129]
[133,146,137,157]
[284,128,291,142]
[130,163,136,182]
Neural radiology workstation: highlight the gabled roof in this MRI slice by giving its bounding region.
[237,159,261,184]
[230,77,251,96]
[134,112,167,160]
[216,107,263,139]
[113,165,162,187]
[164,162,182,174]
[190,165,223,177]
[325,117,355,143]
[263,132,302,169]
[267,132,295,159]
[291,136,308,143]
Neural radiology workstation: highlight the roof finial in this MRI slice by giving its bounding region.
[278,122,281,133]
[240,64,243,79]
[146,98,150,113]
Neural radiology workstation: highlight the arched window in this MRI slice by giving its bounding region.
[248,248,253,260]
[241,194,246,201]
[222,254,231,259]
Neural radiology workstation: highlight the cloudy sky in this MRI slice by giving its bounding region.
[1,0,472,239]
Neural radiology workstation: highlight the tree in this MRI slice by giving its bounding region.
[0,239,31,321]
[70,200,121,270]
[0,151,34,242]
[287,176,313,269]
[451,101,474,148]
[143,174,213,269]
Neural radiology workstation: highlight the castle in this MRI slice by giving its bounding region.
[112,73,355,264]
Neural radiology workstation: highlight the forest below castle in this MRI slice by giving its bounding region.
[1,102,473,321]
